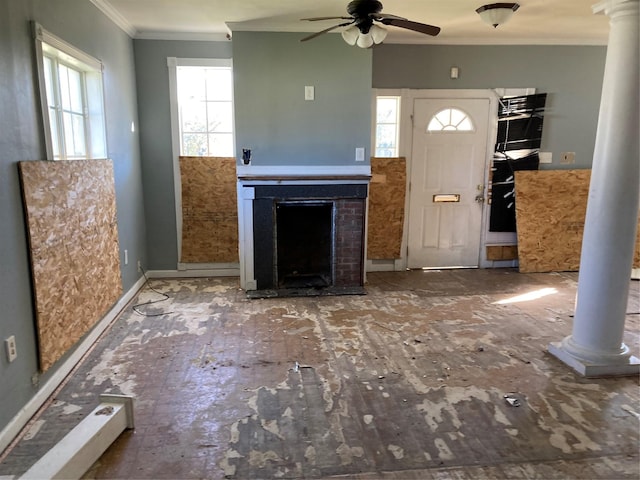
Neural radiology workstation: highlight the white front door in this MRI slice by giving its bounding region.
[407,98,490,268]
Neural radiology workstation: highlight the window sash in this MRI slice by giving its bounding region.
[374,96,400,158]
[33,22,106,160]
[176,63,235,157]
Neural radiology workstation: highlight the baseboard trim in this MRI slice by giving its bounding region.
[147,269,240,278]
[0,276,146,456]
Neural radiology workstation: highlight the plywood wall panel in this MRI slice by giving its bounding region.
[514,169,640,273]
[179,157,238,263]
[367,158,406,259]
[19,160,122,372]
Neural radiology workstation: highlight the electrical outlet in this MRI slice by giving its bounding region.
[5,336,17,363]
[137,260,142,273]
[560,152,575,164]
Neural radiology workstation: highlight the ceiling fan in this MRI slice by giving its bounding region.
[300,0,440,48]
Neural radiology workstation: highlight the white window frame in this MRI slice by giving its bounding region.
[33,22,107,160]
[168,57,235,267]
[373,95,401,157]
[174,61,235,157]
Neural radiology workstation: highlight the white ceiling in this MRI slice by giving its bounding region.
[93,0,610,45]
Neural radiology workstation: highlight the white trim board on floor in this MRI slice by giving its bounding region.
[0,276,147,455]
[147,268,240,279]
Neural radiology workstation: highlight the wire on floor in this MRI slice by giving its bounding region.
[132,265,174,317]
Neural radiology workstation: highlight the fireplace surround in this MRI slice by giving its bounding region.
[236,165,370,296]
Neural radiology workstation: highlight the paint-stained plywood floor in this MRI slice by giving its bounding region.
[1,269,639,479]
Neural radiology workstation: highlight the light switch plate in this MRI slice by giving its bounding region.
[355,147,365,162]
[304,86,314,101]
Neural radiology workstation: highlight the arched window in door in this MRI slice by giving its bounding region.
[427,108,474,132]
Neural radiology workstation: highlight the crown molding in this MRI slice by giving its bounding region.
[134,31,230,41]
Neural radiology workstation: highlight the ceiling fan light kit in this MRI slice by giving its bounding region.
[342,23,387,47]
[476,3,520,28]
[301,0,440,48]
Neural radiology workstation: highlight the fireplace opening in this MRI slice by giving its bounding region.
[276,202,334,289]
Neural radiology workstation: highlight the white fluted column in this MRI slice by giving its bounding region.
[549,0,639,376]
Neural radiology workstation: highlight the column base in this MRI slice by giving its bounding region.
[548,341,640,377]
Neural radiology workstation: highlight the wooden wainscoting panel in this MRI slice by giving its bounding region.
[19,160,122,372]
[368,158,406,259]
[179,157,238,263]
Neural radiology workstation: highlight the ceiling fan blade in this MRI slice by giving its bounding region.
[301,16,353,21]
[373,13,407,21]
[300,21,354,42]
[379,18,441,36]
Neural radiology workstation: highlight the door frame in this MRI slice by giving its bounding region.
[370,88,513,271]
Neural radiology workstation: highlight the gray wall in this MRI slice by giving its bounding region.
[133,40,232,270]
[372,44,607,169]
[0,0,145,432]
[233,32,372,166]
[134,33,372,270]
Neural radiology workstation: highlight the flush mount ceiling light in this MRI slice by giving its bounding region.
[476,3,520,28]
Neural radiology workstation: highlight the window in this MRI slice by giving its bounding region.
[177,63,234,157]
[374,96,400,157]
[427,108,474,132]
[33,23,107,160]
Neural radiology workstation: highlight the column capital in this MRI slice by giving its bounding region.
[592,0,639,16]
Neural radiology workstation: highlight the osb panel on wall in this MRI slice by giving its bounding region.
[180,157,238,263]
[486,245,518,261]
[19,160,122,372]
[514,169,640,273]
[367,158,406,259]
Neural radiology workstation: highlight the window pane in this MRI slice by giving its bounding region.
[450,108,466,126]
[376,147,396,157]
[49,106,60,158]
[58,64,71,110]
[376,98,398,123]
[428,118,444,131]
[457,118,473,131]
[63,112,86,157]
[376,124,397,152]
[182,133,208,156]
[181,103,207,132]
[435,110,451,126]
[71,114,86,156]
[178,68,206,102]
[44,57,56,107]
[208,133,234,157]
[206,69,232,101]
[67,67,83,112]
[207,102,232,132]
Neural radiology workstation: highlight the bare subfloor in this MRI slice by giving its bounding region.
[1,269,639,479]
